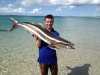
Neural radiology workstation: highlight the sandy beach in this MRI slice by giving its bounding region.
[0,16,100,75]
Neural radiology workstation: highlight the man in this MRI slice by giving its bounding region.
[34,14,59,75]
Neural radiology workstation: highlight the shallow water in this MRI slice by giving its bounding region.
[0,15,100,75]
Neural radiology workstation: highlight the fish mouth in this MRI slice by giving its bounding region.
[67,46,75,49]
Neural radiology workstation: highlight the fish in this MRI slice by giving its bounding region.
[9,17,75,50]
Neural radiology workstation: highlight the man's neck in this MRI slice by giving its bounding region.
[46,27,52,32]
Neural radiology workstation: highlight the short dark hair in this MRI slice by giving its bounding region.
[45,14,54,20]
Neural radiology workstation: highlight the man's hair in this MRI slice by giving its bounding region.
[45,14,54,20]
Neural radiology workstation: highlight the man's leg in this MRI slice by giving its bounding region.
[39,63,48,75]
[49,64,58,75]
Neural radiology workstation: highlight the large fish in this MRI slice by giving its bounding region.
[9,17,75,50]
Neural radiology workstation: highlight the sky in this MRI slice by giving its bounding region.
[0,0,100,16]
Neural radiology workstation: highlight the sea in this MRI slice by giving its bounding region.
[0,15,100,75]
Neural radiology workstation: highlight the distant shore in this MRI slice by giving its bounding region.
[0,14,100,18]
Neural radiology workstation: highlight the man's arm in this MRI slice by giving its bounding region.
[36,38,41,48]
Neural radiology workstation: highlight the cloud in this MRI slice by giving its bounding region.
[0,0,100,16]
[0,1,42,15]
[69,6,76,9]
[0,7,25,14]
[96,5,100,14]
[91,0,100,4]
[56,7,62,11]
[17,0,34,7]
[56,5,75,11]
[30,8,41,14]
[17,0,100,6]
[7,4,14,7]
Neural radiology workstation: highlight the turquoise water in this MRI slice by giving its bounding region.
[0,15,100,75]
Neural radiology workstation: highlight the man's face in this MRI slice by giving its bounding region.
[45,18,54,30]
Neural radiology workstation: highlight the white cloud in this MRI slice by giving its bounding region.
[0,7,25,14]
[91,0,100,4]
[30,8,41,14]
[17,0,34,7]
[56,7,62,11]
[8,4,14,7]
[17,0,100,6]
[16,7,26,13]
[56,6,67,11]
[54,0,100,5]
[69,6,76,9]
[56,5,75,11]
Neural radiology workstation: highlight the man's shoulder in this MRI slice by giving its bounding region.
[52,28,60,36]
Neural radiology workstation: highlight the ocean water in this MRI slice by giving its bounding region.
[0,15,100,75]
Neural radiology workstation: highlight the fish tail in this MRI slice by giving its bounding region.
[9,17,19,31]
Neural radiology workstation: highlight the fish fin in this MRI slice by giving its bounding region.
[9,24,19,31]
[47,43,60,50]
[9,17,18,24]
[38,22,44,27]
[9,17,19,31]
[26,30,34,35]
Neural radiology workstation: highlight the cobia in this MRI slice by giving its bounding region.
[9,17,75,50]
